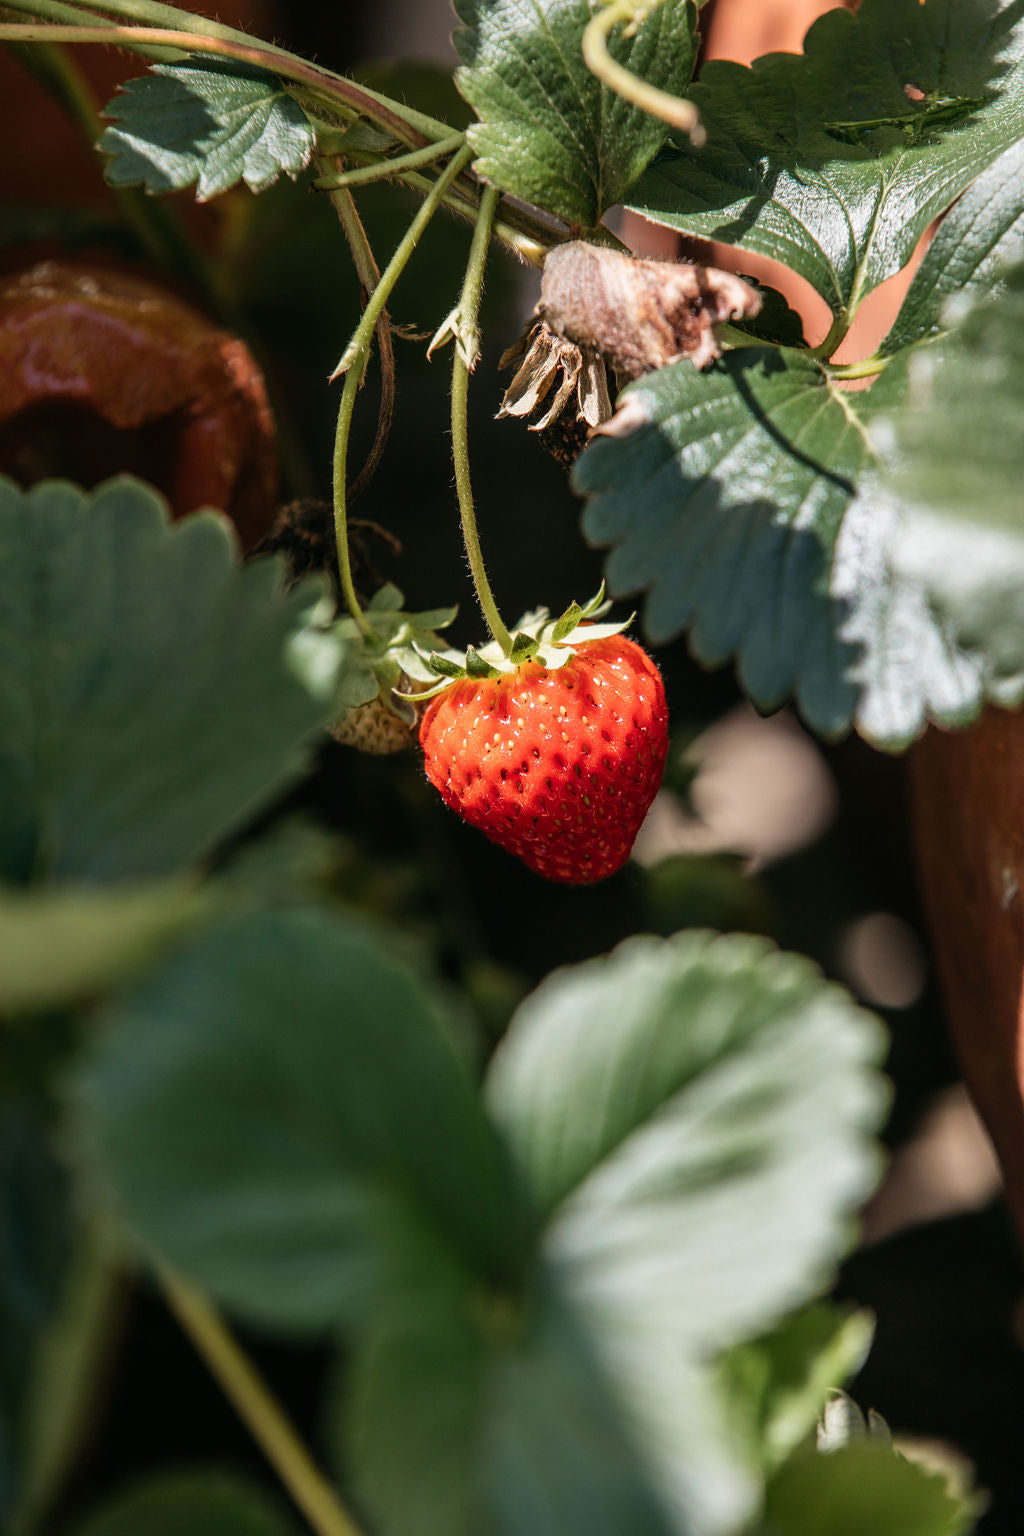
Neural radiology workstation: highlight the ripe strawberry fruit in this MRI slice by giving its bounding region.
[419,632,668,883]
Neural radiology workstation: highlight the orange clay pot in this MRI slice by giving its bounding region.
[911,710,1024,1235]
[0,257,277,548]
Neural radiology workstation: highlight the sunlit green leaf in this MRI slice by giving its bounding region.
[574,349,1009,747]
[487,931,886,1532]
[454,0,705,228]
[882,137,1024,354]
[883,261,1024,681]
[720,1304,874,1474]
[628,0,1024,314]
[761,1441,979,1536]
[101,59,315,200]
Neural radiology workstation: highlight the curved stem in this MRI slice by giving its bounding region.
[0,21,432,147]
[810,309,853,361]
[331,368,376,640]
[828,353,890,382]
[160,1267,364,1536]
[331,144,473,380]
[327,184,394,507]
[450,183,513,655]
[581,0,704,144]
[329,145,473,632]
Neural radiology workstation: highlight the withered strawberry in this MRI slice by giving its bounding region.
[418,631,668,884]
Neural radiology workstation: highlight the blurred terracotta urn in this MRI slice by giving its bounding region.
[912,711,1024,1234]
[0,258,278,548]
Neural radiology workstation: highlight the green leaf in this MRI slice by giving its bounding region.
[0,477,341,884]
[0,1099,72,1522]
[335,1253,680,1536]
[574,349,1007,748]
[100,59,315,200]
[760,1442,978,1536]
[454,0,705,228]
[13,1219,120,1536]
[80,905,525,1333]
[627,0,1024,315]
[883,262,1024,679]
[882,137,1024,354]
[719,1304,874,1474]
[486,931,887,1533]
[0,882,203,1014]
[68,1471,299,1536]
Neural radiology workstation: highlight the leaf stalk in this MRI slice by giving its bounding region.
[330,145,474,636]
[160,1266,365,1536]
[449,183,514,655]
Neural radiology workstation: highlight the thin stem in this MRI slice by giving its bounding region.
[809,309,853,360]
[332,369,376,640]
[314,133,465,191]
[0,21,432,147]
[327,183,394,506]
[331,144,473,382]
[828,353,890,382]
[65,0,454,139]
[450,183,513,655]
[329,145,473,632]
[581,0,704,144]
[160,1267,364,1536]
[0,0,178,58]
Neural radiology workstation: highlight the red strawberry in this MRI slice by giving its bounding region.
[419,633,668,884]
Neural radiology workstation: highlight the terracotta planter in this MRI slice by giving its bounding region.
[911,710,1024,1233]
[0,258,278,548]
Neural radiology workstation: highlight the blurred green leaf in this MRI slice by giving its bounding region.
[100,60,315,200]
[885,260,1024,680]
[574,349,1010,748]
[760,1441,979,1536]
[0,1098,72,1522]
[720,1304,874,1474]
[629,0,1024,314]
[0,882,204,1014]
[80,905,526,1333]
[454,0,705,228]
[336,1251,680,1536]
[13,1219,120,1536]
[68,1470,299,1536]
[0,477,342,885]
[486,931,887,1532]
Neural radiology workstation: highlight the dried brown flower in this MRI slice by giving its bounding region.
[498,241,762,463]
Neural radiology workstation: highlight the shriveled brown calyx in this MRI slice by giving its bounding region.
[498,241,762,458]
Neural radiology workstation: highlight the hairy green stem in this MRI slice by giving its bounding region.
[331,368,376,641]
[581,0,704,143]
[0,0,178,57]
[828,353,890,381]
[327,185,395,515]
[315,133,465,191]
[810,309,854,361]
[0,20,433,146]
[330,145,473,634]
[160,1268,364,1536]
[331,144,473,381]
[450,182,513,654]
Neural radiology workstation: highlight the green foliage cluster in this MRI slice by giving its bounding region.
[2,0,1022,1532]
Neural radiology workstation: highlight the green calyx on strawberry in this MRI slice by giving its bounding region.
[329,583,457,754]
[416,589,670,885]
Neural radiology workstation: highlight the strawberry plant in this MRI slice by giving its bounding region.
[1,0,1022,1532]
